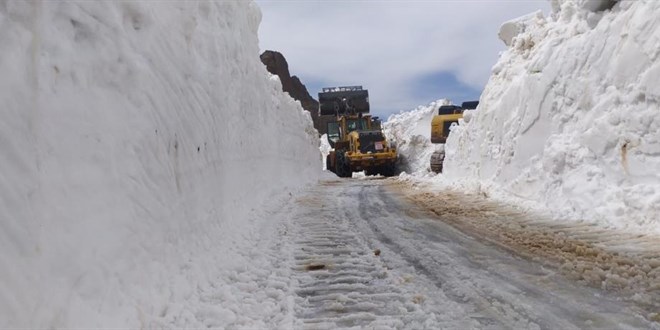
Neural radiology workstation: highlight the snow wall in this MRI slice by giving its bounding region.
[445,0,660,233]
[0,1,320,327]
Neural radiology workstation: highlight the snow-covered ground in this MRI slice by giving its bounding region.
[389,0,660,235]
[267,179,656,328]
[0,1,321,327]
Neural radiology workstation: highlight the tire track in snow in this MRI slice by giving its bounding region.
[279,179,656,329]
[288,188,414,329]
[284,180,482,329]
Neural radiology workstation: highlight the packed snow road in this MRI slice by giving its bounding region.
[274,178,655,329]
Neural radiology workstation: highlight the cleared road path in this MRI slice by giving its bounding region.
[276,178,655,329]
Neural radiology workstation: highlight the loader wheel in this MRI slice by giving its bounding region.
[326,154,334,173]
[381,162,396,177]
[335,152,351,178]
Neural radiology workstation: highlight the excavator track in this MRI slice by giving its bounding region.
[430,150,444,173]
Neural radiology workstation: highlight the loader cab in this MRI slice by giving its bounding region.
[326,115,372,148]
[346,118,368,132]
[370,116,382,130]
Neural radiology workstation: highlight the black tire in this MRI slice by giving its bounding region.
[380,162,396,177]
[335,151,352,178]
[326,154,334,173]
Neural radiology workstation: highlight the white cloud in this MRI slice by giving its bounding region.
[256,0,550,117]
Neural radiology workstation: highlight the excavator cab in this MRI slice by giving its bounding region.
[430,101,479,173]
[431,105,464,144]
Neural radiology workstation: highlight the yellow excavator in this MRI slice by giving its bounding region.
[430,101,478,173]
[321,86,397,177]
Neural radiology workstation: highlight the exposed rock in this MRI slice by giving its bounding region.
[260,50,320,129]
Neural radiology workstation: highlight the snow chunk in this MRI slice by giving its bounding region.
[499,11,544,47]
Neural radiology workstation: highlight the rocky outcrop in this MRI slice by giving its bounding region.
[260,50,320,129]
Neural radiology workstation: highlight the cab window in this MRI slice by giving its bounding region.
[346,119,366,132]
[327,122,340,144]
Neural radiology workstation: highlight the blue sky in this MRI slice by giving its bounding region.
[410,71,483,106]
[256,0,550,118]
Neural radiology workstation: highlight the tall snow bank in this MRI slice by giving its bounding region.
[384,100,449,174]
[445,1,660,233]
[0,1,320,327]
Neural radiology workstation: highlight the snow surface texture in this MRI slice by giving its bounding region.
[320,133,331,170]
[383,99,449,175]
[0,1,320,327]
[445,0,660,234]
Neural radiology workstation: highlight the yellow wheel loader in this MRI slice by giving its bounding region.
[430,101,478,173]
[321,86,398,177]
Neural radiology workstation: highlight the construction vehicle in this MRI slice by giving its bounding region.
[321,86,398,177]
[430,101,479,173]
